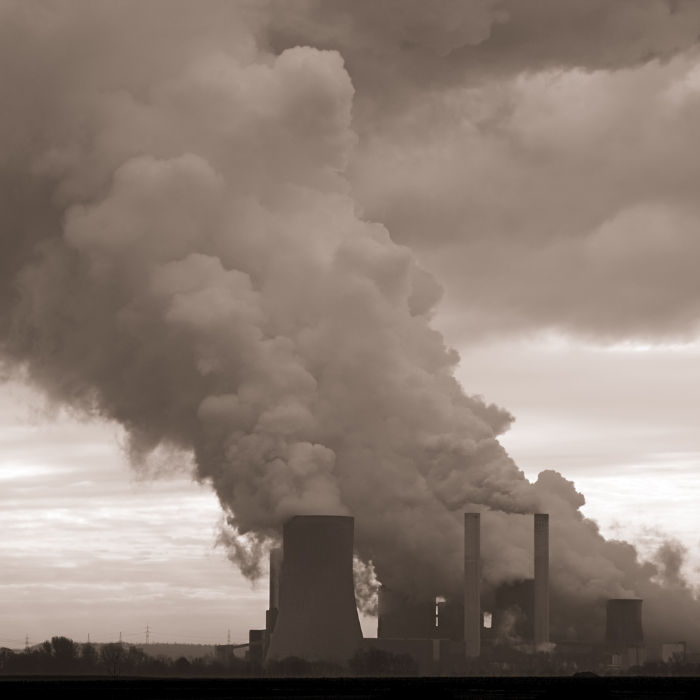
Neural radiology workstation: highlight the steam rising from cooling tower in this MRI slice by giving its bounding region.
[1,1,699,652]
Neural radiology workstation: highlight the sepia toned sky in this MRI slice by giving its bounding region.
[1,1,700,649]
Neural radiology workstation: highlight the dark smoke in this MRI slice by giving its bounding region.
[0,0,698,651]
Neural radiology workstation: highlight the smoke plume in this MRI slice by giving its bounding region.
[1,1,698,650]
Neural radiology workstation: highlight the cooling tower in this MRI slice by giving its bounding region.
[606,599,645,668]
[605,599,644,647]
[534,514,549,646]
[464,512,481,657]
[265,515,363,663]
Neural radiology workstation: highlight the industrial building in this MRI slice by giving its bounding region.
[246,512,647,673]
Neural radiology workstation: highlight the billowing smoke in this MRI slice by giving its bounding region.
[1,1,698,651]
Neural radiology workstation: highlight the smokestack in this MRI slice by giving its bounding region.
[534,513,549,646]
[265,515,363,663]
[265,546,283,648]
[464,512,481,657]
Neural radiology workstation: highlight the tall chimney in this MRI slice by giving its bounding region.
[464,512,481,657]
[269,547,283,611]
[265,515,363,663]
[266,547,283,639]
[534,514,550,646]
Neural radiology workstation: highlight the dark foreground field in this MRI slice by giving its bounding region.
[1,676,698,699]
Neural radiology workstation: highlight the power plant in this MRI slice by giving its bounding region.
[241,512,647,672]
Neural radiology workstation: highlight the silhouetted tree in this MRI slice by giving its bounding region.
[100,642,126,677]
[174,656,191,676]
[0,648,14,670]
[266,655,312,677]
[81,642,98,671]
[50,636,79,673]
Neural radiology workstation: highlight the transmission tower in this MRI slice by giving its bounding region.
[146,623,150,645]
[227,629,230,645]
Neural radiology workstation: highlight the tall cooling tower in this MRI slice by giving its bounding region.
[265,515,363,663]
[534,514,549,646]
[464,512,481,657]
[605,599,644,648]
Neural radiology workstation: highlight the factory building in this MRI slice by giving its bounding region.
[242,510,657,674]
[259,512,552,668]
[464,513,550,655]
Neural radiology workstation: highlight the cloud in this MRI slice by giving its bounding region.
[347,54,700,342]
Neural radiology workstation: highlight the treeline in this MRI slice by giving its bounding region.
[2,637,699,677]
[0,638,418,678]
[0,637,255,677]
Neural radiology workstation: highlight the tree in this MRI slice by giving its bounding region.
[174,656,191,676]
[0,647,14,670]
[100,642,126,678]
[51,636,79,673]
[81,642,99,671]
[266,656,312,677]
[348,647,419,677]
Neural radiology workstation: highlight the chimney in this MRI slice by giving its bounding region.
[265,546,283,657]
[265,515,363,663]
[534,514,549,646]
[464,512,481,657]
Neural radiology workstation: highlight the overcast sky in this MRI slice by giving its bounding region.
[1,1,700,649]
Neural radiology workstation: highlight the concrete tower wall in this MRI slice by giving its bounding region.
[464,513,481,657]
[265,515,363,663]
[534,514,550,646]
[605,599,644,647]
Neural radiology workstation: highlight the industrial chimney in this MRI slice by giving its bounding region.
[464,512,481,657]
[533,514,549,647]
[605,599,645,668]
[265,547,283,656]
[265,515,363,663]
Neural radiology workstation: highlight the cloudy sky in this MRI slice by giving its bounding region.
[1,0,700,650]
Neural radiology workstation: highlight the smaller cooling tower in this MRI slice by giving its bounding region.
[605,599,644,648]
[265,515,363,663]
